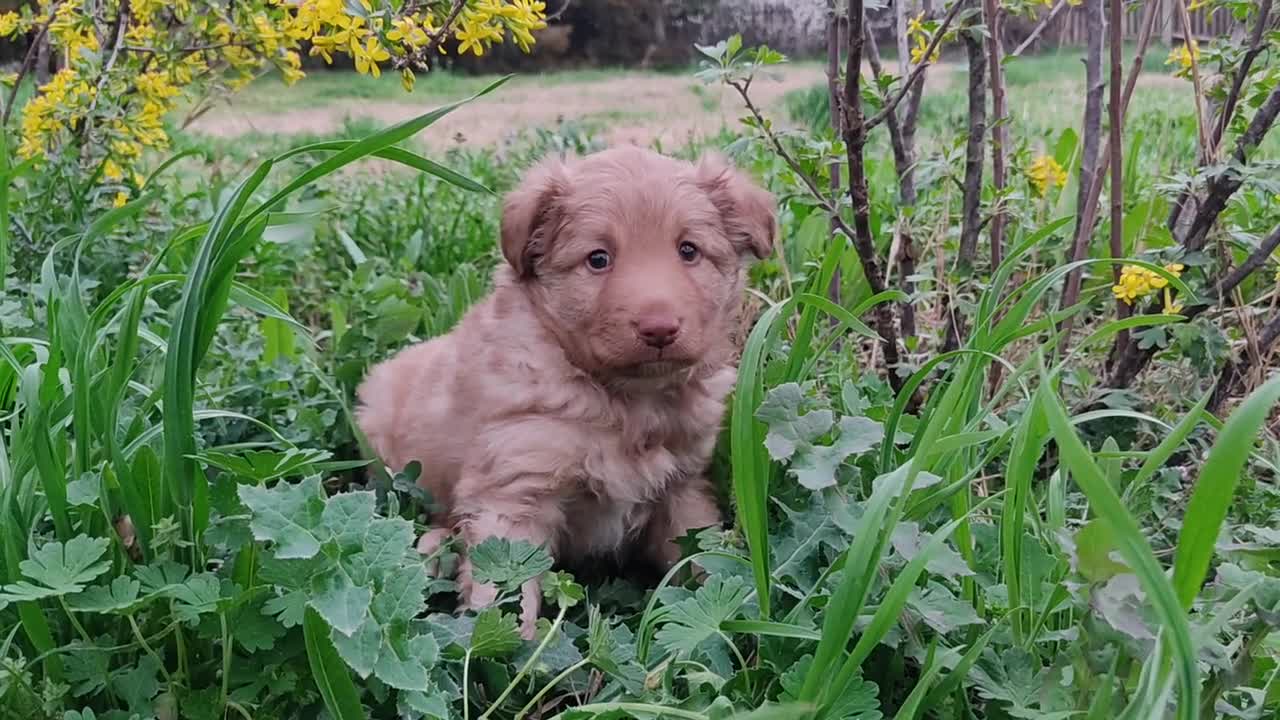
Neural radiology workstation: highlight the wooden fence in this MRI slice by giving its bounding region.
[1039,0,1252,47]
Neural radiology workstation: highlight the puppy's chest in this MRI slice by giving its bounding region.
[562,427,705,559]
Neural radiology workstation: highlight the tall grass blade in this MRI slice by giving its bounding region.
[1171,375,1280,609]
[304,607,365,720]
[1039,374,1198,720]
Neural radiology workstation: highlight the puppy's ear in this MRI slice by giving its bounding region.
[695,154,777,260]
[501,158,571,278]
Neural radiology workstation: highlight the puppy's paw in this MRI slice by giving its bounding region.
[416,527,453,576]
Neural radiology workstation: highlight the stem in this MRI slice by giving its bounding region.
[59,597,93,643]
[552,703,709,720]
[128,614,175,687]
[513,658,591,720]
[220,612,232,711]
[481,604,570,720]
[463,648,473,720]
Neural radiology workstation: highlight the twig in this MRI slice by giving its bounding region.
[727,79,855,244]
[944,10,986,354]
[864,22,919,338]
[826,0,843,308]
[954,17,986,273]
[1107,0,1128,350]
[1211,0,1272,152]
[983,0,1007,269]
[844,0,906,392]
[1056,0,1104,353]
[1176,0,1213,163]
[1011,0,1069,57]
[1180,83,1280,252]
[863,0,966,134]
[86,1,131,128]
[1,5,61,127]
[425,0,468,60]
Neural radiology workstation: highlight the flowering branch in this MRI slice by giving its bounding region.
[863,0,965,135]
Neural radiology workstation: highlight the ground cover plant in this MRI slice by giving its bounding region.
[2,0,1280,719]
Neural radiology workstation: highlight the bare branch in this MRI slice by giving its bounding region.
[1057,0,1105,352]
[844,0,906,392]
[983,0,1007,269]
[1107,0,1128,350]
[955,21,986,273]
[864,17,919,338]
[1011,0,1069,58]
[826,0,843,308]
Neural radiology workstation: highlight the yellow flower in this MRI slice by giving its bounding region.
[113,191,129,208]
[103,158,124,181]
[279,50,305,85]
[907,11,924,37]
[1111,263,1184,305]
[910,34,939,64]
[0,11,19,37]
[1027,155,1067,196]
[125,21,157,45]
[388,15,429,48]
[1166,40,1199,78]
[455,9,505,57]
[401,67,416,92]
[0,72,16,87]
[352,36,389,76]
[1112,265,1151,305]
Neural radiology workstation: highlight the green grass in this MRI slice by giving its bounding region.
[227,66,654,113]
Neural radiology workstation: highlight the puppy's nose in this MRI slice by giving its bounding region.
[635,315,681,348]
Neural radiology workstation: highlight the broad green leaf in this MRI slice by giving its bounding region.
[309,567,373,636]
[68,577,142,614]
[790,417,885,491]
[780,655,881,720]
[655,575,751,655]
[322,491,378,550]
[0,536,111,601]
[469,537,554,592]
[757,383,834,461]
[890,522,973,580]
[170,573,225,623]
[239,476,327,559]
[470,608,522,658]
[906,583,985,635]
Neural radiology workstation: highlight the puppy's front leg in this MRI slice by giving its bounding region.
[643,477,722,573]
[455,508,555,640]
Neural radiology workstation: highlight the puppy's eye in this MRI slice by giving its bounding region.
[678,241,700,263]
[586,249,611,271]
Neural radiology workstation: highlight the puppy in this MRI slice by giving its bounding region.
[356,146,776,635]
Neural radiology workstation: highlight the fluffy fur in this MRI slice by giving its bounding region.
[356,146,776,634]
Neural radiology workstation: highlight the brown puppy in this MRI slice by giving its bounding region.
[356,146,775,635]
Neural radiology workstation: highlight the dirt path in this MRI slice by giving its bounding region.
[191,65,829,149]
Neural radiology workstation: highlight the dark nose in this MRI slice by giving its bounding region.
[635,315,681,348]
